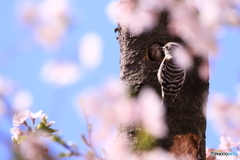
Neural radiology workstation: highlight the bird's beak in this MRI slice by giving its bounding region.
[154,47,164,51]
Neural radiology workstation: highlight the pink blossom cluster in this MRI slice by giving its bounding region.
[210,94,240,138]
[40,32,104,87]
[206,134,240,160]
[75,79,174,159]
[40,60,80,87]
[107,0,240,55]
[10,110,55,159]
[78,80,167,140]
[11,110,55,142]
[208,94,240,159]
[16,0,71,48]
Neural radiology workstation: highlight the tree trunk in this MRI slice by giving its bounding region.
[117,12,208,160]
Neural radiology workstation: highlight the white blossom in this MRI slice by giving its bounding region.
[76,79,168,144]
[16,0,71,48]
[0,76,14,96]
[210,93,240,138]
[105,1,119,24]
[0,99,6,117]
[29,110,42,119]
[105,137,176,160]
[16,0,38,26]
[12,110,30,126]
[141,148,176,160]
[10,127,22,141]
[138,88,168,137]
[173,47,193,69]
[40,114,48,122]
[13,90,33,112]
[20,135,47,160]
[46,121,55,127]
[78,33,103,69]
[40,60,80,87]
[38,0,70,23]
[219,134,235,150]
[33,20,67,48]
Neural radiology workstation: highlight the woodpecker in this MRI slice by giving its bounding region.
[157,42,186,104]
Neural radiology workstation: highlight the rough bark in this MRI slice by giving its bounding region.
[117,12,208,160]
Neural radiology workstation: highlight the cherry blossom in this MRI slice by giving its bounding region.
[40,114,48,122]
[12,90,33,112]
[138,88,167,137]
[16,0,71,48]
[46,121,55,127]
[10,127,22,141]
[104,136,176,160]
[219,134,235,151]
[76,79,167,145]
[29,110,43,119]
[78,33,103,69]
[16,0,38,27]
[20,135,48,160]
[12,110,30,126]
[0,99,6,117]
[210,94,240,138]
[40,60,80,87]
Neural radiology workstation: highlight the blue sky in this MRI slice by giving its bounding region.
[1,0,240,159]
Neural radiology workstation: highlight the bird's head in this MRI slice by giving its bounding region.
[162,42,182,60]
[148,43,164,62]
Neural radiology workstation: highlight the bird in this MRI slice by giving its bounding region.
[147,43,164,62]
[157,42,186,104]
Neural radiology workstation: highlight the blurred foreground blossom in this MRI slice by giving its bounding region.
[210,94,240,138]
[138,88,167,137]
[0,76,14,96]
[198,0,240,27]
[104,136,175,160]
[34,21,68,49]
[199,60,210,81]
[206,134,240,160]
[16,0,71,49]
[76,79,167,144]
[169,2,217,54]
[0,99,6,116]
[12,90,33,112]
[106,1,119,24]
[20,135,48,160]
[16,0,38,26]
[219,134,235,151]
[173,47,193,70]
[10,127,22,141]
[40,60,80,87]
[38,0,70,23]
[107,0,159,35]
[141,148,176,160]
[107,0,240,57]
[78,33,103,69]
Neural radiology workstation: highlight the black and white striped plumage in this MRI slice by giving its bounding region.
[157,42,186,104]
